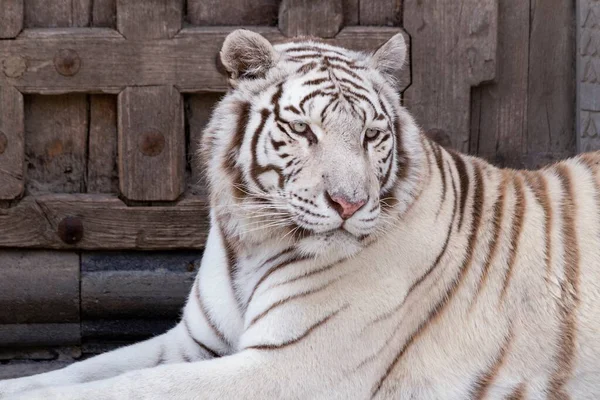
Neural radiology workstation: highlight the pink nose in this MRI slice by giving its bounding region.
[327,193,367,220]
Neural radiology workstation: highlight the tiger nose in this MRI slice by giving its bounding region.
[326,193,367,220]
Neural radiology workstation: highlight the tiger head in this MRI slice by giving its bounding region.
[202,29,423,252]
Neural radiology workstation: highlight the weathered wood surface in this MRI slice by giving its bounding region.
[92,0,116,27]
[359,0,402,26]
[81,319,176,340]
[0,85,24,200]
[186,0,279,26]
[118,86,185,201]
[0,323,80,347]
[88,95,118,193]
[278,0,343,38]
[24,0,91,28]
[0,251,79,324]
[81,252,199,319]
[0,26,411,93]
[0,361,73,379]
[578,0,600,152]
[404,0,498,153]
[0,194,208,249]
[24,94,88,194]
[117,0,182,40]
[0,0,23,38]
[187,94,223,195]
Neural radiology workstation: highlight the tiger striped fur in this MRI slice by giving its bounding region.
[2,29,600,400]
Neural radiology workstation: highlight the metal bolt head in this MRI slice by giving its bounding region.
[54,49,81,77]
[139,131,165,157]
[58,216,84,244]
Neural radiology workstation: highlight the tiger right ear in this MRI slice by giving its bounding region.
[369,33,408,87]
[219,29,278,83]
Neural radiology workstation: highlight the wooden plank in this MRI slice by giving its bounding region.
[81,319,175,340]
[0,26,411,93]
[578,0,600,152]
[88,95,118,193]
[81,251,199,319]
[0,361,73,379]
[0,0,24,38]
[404,0,498,153]
[359,0,402,26]
[527,0,576,157]
[187,93,223,195]
[24,0,91,28]
[24,94,88,194]
[0,324,80,347]
[186,0,279,26]
[278,0,343,38]
[0,251,79,324]
[0,194,208,249]
[118,86,185,201]
[0,85,24,200]
[470,0,529,169]
[116,0,182,39]
[92,0,116,27]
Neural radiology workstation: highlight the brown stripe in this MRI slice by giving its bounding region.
[218,221,242,311]
[179,346,192,363]
[195,280,231,347]
[248,278,337,327]
[296,62,318,74]
[505,383,527,400]
[299,88,335,112]
[431,142,447,217]
[182,317,221,358]
[223,102,251,200]
[249,307,345,350]
[547,164,580,399]
[449,151,470,231]
[522,171,553,282]
[247,255,312,305]
[499,174,527,301]
[471,172,509,308]
[303,77,329,86]
[284,105,301,114]
[155,345,165,366]
[471,331,514,399]
[372,162,485,397]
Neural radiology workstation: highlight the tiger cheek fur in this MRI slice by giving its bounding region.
[2,29,600,400]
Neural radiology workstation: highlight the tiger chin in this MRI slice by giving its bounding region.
[2,29,600,400]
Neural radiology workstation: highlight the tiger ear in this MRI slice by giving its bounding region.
[369,33,407,87]
[219,29,278,83]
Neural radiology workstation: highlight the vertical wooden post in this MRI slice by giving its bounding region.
[0,0,23,38]
[116,0,185,202]
[578,0,600,152]
[0,85,24,200]
[404,0,498,153]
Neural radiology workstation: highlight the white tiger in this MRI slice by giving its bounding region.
[1,29,600,400]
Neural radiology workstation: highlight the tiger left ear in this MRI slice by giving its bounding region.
[219,29,278,84]
[369,33,407,87]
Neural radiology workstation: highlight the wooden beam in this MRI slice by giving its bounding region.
[0,26,411,94]
[0,0,24,38]
[0,85,24,200]
[278,0,343,38]
[118,86,185,201]
[116,0,182,39]
[0,194,209,250]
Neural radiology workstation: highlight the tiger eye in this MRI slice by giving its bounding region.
[365,128,381,140]
[291,122,308,134]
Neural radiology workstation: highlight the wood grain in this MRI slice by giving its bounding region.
[116,0,182,40]
[0,323,80,347]
[24,0,91,28]
[0,85,24,200]
[88,95,118,193]
[24,94,88,194]
[0,26,411,93]
[404,0,498,153]
[0,194,208,250]
[470,0,529,168]
[278,0,343,38]
[92,0,116,28]
[0,0,24,38]
[186,0,279,26]
[359,0,402,26]
[0,251,79,324]
[118,86,185,201]
[527,0,576,157]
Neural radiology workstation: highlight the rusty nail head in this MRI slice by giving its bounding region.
[0,132,7,155]
[58,216,84,244]
[2,56,27,78]
[54,49,81,77]
[139,131,165,157]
